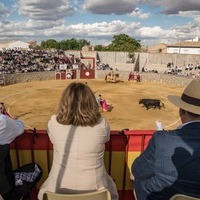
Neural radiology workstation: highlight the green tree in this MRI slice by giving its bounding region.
[34,45,42,50]
[58,38,90,50]
[58,39,69,50]
[94,45,103,51]
[78,39,90,50]
[68,38,77,50]
[107,34,141,52]
[39,38,90,50]
[40,39,59,49]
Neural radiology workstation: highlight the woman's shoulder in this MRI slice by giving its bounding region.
[48,114,56,119]
[97,116,106,124]
[48,115,57,124]
[97,116,110,129]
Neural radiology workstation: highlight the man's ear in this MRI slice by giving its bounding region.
[179,108,186,116]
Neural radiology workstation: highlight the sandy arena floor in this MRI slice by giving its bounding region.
[0,79,185,131]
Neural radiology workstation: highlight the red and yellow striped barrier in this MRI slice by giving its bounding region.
[10,129,155,200]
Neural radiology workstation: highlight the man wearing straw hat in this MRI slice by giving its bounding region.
[131,79,200,200]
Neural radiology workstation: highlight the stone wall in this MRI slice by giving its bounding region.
[71,50,200,73]
[64,50,200,73]
[3,71,193,88]
[140,73,192,87]
[96,70,193,87]
[4,71,55,85]
[139,52,200,73]
[97,51,131,64]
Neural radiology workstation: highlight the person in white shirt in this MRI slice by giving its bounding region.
[0,109,25,200]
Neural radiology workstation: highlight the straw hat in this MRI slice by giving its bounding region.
[168,79,200,115]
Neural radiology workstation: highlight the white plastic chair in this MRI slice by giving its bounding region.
[43,189,111,200]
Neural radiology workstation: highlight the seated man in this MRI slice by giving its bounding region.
[131,79,200,200]
[0,113,24,199]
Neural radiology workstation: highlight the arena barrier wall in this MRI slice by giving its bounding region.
[80,68,95,79]
[10,129,154,200]
[55,70,77,80]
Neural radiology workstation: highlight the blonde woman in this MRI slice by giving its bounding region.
[38,82,118,200]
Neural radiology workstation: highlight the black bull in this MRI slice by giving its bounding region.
[139,99,165,110]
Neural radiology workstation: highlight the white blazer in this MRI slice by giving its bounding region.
[38,115,118,200]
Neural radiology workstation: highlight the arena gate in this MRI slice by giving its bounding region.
[80,69,95,79]
[80,57,95,79]
[10,129,154,200]
[55,70,77,80]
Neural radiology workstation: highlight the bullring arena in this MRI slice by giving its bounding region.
[0,75,195,200]
[1,49,200,199]
[0,78,190,131]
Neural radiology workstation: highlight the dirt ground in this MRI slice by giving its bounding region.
[0,79,185,131]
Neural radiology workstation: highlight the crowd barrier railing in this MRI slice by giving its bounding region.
[10,129,155,200]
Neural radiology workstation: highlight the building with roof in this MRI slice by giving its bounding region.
[0,40,31,51]
[167,36,200,54]
[146,43,167,53]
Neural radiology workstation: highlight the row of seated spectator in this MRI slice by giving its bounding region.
[141,67,158,73]
[0,49,80,74]
[96,62,113,70]
[167,62,200,71]
[185,63,200,71]
[163,62,200,76]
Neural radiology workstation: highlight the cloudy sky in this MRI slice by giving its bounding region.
[0,0,200,46]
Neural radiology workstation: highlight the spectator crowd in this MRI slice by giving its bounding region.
[164,62,200,77]
[0,49,78,74]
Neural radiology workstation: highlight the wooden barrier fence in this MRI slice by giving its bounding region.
[10,129,155,200]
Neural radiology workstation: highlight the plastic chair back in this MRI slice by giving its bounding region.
[43,189,111,200]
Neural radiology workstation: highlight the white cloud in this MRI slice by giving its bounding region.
[0,16,197,45]
[1,0,200,45]
[129,8,150,19]
[83,0,200,16]
[18,0,75,20]
[178,10,200,18]
[139,26,170,38]
[83,0,137,15]
[145,0,200,15]
[43,20,141,39]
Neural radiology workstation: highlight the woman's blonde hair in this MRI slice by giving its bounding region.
[56,82,101,126]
